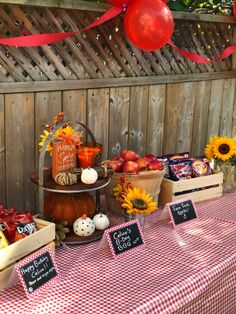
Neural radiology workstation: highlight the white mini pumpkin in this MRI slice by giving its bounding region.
[93,213,110,231]
[73,214,95,236]
[81,167,98,184]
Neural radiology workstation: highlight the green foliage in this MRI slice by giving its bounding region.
[85,0,234,15]
[168,0,234,15]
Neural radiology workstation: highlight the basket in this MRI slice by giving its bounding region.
[104,169,165,214]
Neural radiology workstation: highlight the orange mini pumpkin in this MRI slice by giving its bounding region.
[44,192,96,226]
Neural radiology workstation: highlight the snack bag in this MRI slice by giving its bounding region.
[166,152,190,161]
[13,212,37,241]
[191,157,212,177]
[169,159,192,181]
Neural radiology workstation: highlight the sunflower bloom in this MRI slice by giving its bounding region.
[38,130,52,153]
[205,135,220,161]
[213,137,236,161]
[39,125,77,154]
[121,187,157,215]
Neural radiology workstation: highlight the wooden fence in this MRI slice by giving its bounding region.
[0,1,236,211]
[1,77,236,211]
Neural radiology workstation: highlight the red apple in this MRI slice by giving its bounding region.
[123,161,139,173]
[144,154,156,162]
[111,154,125,164]
[104,160,123,172]
[122,150,140,162]
[137,157,149,171]
[148,160,164,171]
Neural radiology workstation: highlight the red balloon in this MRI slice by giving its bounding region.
[124,0,174,51]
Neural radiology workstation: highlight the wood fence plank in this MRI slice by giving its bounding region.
[0,95,6,204]
[220,78,236,136]
[87,88,109,160]
[1,72,236,93]
[164,82,196,154]
[146,85,166,156]
[191,81,211,156]
[5,93,35,211]
[232,89,236,139]
[109,87,130,158]
[128,86,149,156]
[207,80,224,139]
[63,90,87,124]
[35,91,62,167]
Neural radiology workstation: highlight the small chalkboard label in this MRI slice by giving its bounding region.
[167,198,198,228]
[104,220,145,258]
[16,247,58,298]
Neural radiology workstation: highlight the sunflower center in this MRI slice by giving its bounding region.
[132,198,147,210]
[218,144,230,155]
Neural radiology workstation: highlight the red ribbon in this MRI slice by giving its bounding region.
[0,0,235,64]
[0,2,122,47]
[168,40,236,63]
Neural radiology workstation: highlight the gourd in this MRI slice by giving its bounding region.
[81,167,98,184]
[73,214,95,237]
[93,213,110,230]
[44,192,96,226]
[54,172,77,186]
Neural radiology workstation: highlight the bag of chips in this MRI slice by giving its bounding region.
[169,159,192,181]
[191,157,212,177]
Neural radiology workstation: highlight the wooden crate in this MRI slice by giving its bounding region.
[0,218,55,290]
[159,172,223,206]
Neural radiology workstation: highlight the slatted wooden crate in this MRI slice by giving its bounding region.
[0,218,55,290]
[159,172,223,206]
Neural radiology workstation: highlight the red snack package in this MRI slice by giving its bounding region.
[0,210,37,243]
[169,159,192,181]
[191,157,212,177]
[13,212,37,241]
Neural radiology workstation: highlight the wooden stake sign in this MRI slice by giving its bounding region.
[15,247,59,298]
[100,220,145,258]
[166,198,198,228]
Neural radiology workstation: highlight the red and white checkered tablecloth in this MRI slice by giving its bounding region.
[1,192,236,314]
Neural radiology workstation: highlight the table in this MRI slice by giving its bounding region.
[1,192,236,314]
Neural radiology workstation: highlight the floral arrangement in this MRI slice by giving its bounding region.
[205,135,236,165]
[38,112,83,155]
[113,176,158,215]
[205,135,236,192]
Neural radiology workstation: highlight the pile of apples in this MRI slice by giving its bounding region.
[104,150,164,174]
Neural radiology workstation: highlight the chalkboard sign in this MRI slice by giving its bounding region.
[104,220,145,258]
[167,198,198,227]
[16,247,58,298]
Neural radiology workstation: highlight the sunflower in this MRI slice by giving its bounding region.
[38,125,76,154]
[121,187,157,215]
[213,136,236,161]
[204,135,219,161]
[38,130,52,153]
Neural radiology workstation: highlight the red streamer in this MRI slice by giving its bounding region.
[0,0,235,64]
[168,40,236,64]
[0,5,122,47]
